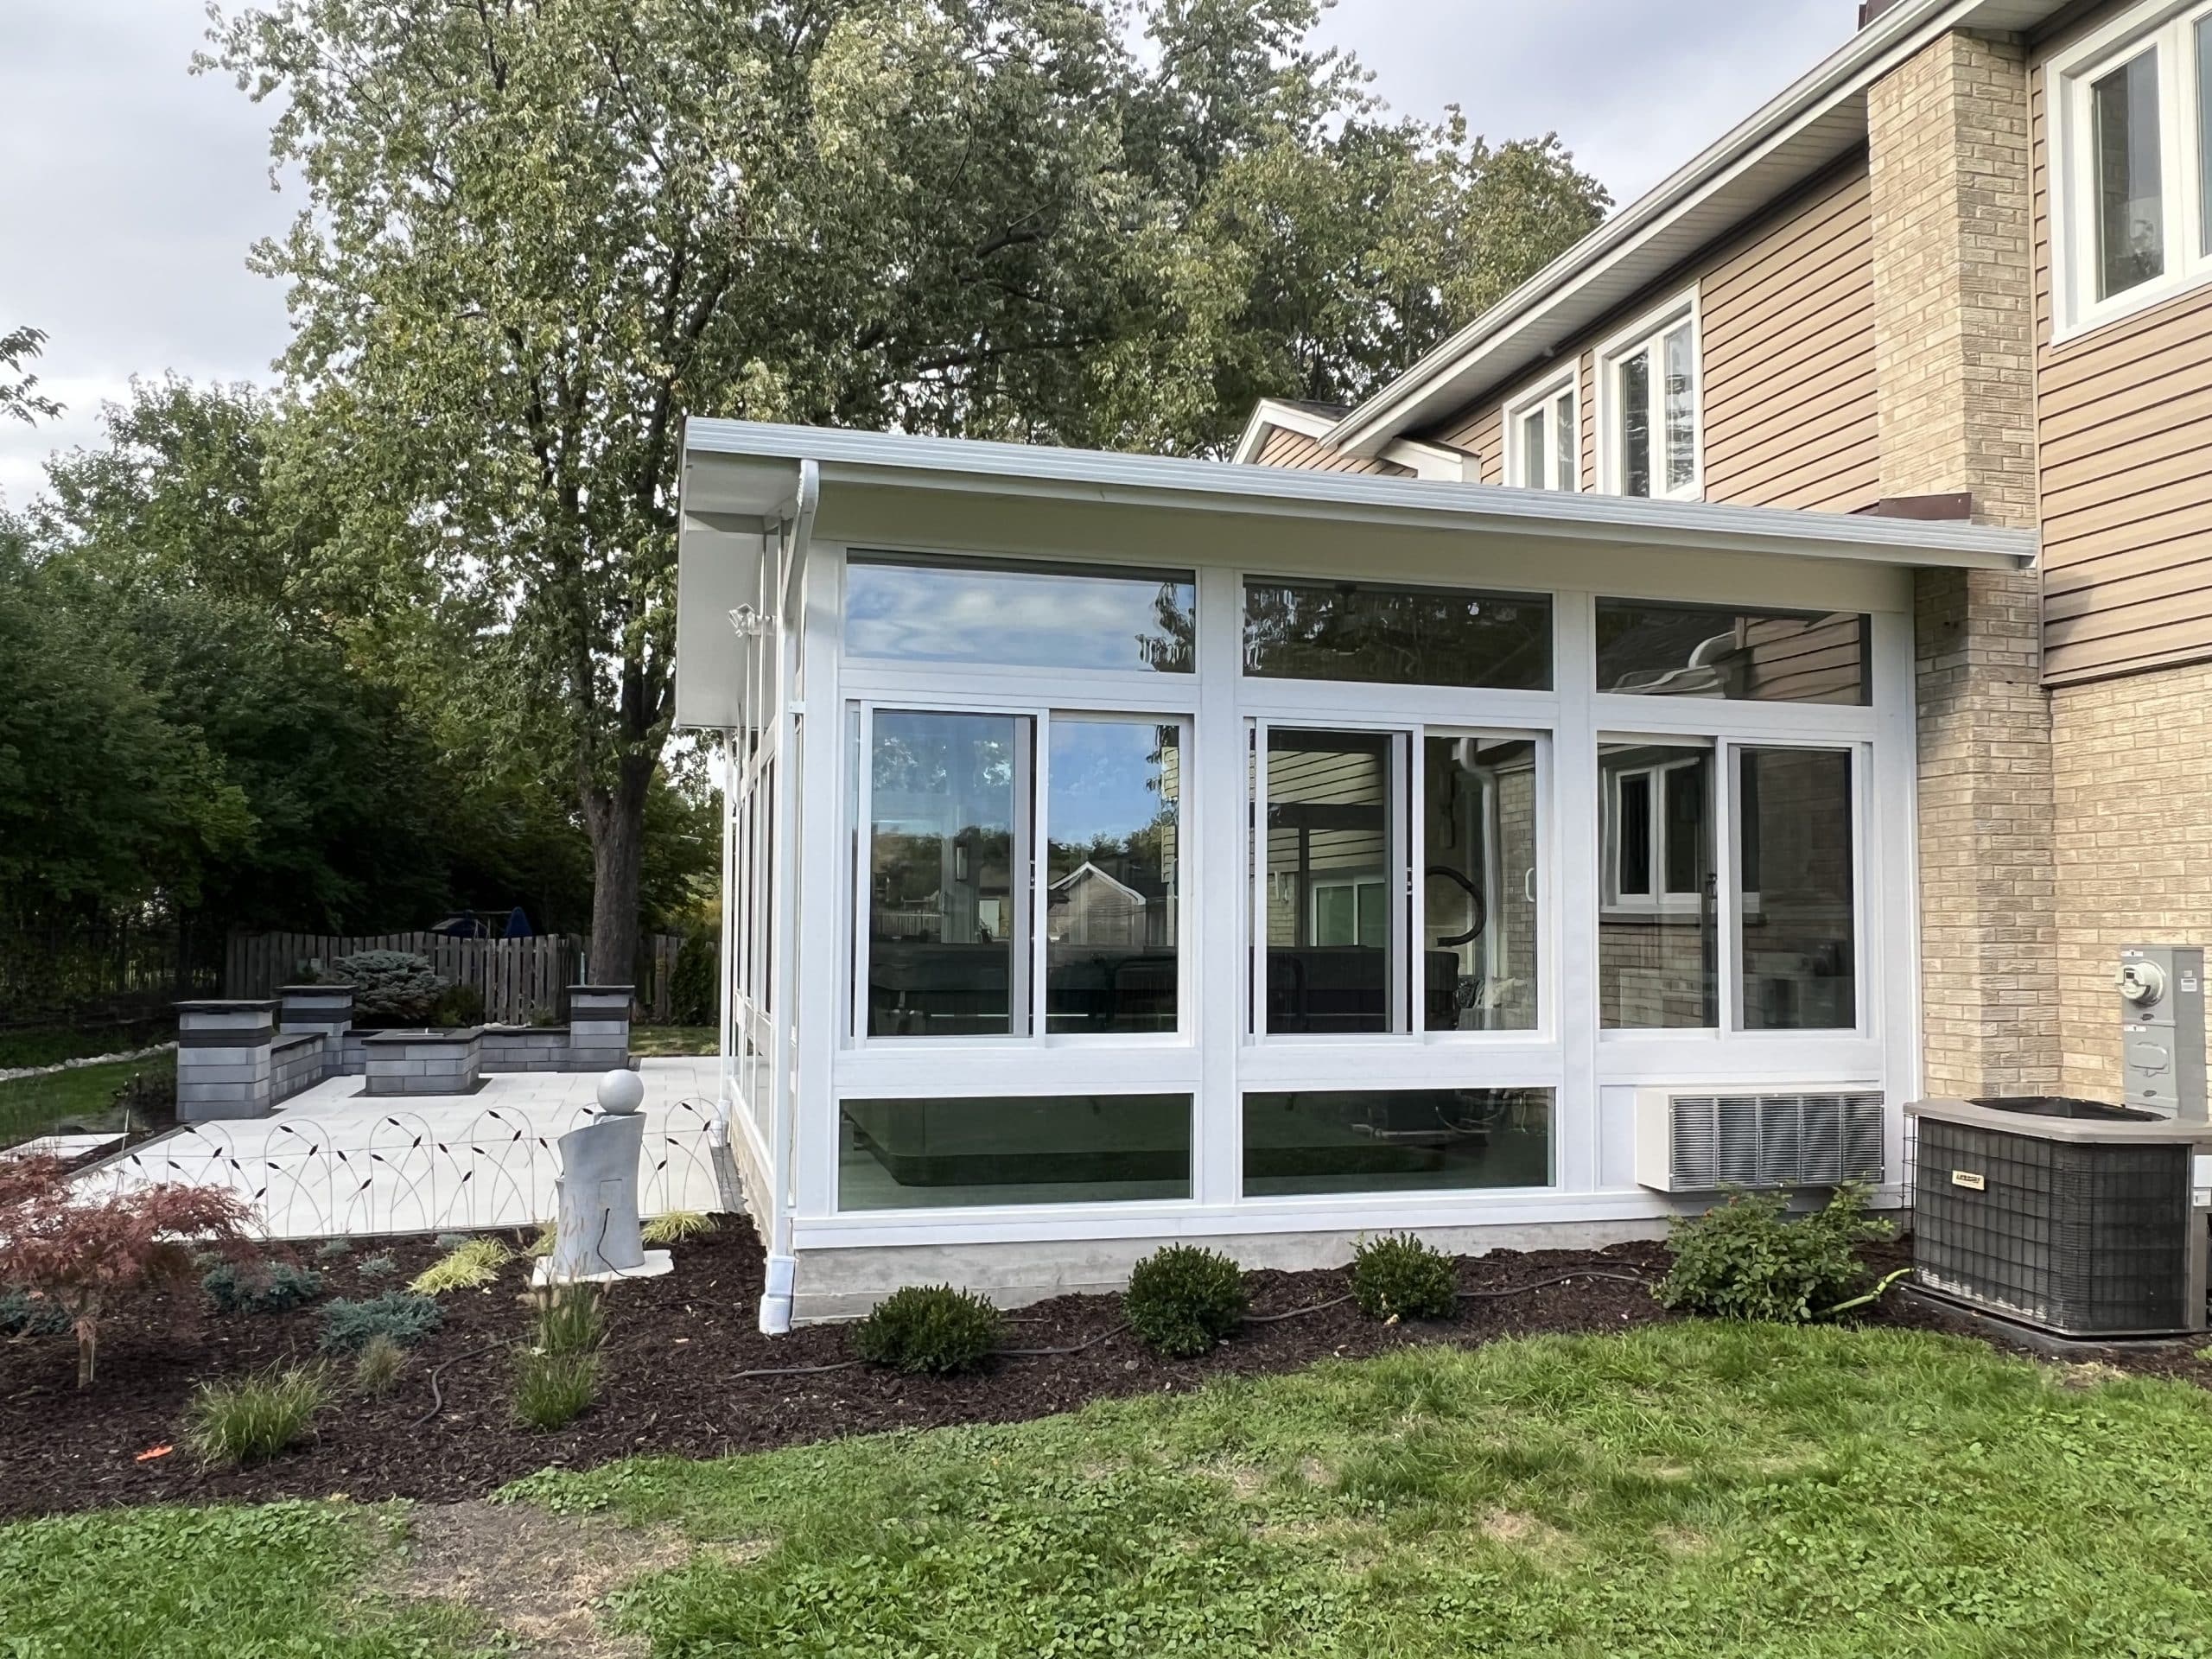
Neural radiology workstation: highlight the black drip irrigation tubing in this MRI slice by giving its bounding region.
[721,1267,1659,1381]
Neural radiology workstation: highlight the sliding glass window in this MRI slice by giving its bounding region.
[1738,747,1857,1031]
[1421,736,1539,1032]
[1046,719,1181,1033]
[1263,729,1401,1034]
[1599,741,1716,1030]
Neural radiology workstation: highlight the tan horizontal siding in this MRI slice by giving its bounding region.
[2034,8,2212,684]
[1408,158,1878,518]
[1252,424,1409,478]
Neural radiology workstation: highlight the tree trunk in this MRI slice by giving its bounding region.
[582,752,654,1002]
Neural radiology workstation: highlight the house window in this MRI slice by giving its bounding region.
[1595,599,1872,704]
[846,552,1195,671]
[861,707,1186,1040]
[1242,1088,1554,1196]
[1506,374,1579,491]
[1242,577,1553,689]
[1599,298,1699,499]
[2052,3,2212,335]
[1599,742,1716,1030]
[838,1093,1192,1209]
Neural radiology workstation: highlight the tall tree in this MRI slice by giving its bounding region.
[0,327,62,429]
[206,0,1606,986]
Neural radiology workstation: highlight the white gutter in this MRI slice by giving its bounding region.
[684,418,2037,571]
[756,456,817,1337]
[1324,0,2062,454]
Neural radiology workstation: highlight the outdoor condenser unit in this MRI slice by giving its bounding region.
[1635,1088,1885,1192]
[1905,944,2212,1339]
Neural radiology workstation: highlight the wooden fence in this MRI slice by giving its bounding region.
[225,931,577,1027]
[224,931,692,1025]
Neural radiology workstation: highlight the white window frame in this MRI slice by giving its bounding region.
[1600,751,1709,918]
[1594,290,1702,501]
[1502,369,1581,492]
[2049,0,2212,342]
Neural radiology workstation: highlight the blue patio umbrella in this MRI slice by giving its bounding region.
[504,906,533,938]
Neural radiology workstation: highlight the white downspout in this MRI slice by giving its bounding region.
[758,457,818,1335]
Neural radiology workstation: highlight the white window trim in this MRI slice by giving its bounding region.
[1601,753,1708,917]
[1593,289,1703,501]
[1502,367,1582,493]
[2048,0,2212,343]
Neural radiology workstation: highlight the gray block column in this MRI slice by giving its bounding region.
[175,1000,278,1122]
[566,986,634,1071]
[278,983,355,1039]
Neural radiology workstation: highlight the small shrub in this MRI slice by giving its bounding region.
[202,1260,325,1316]
[187,1365,331,1466]
[1656,1184,1895,1324]
[534,1282,605,1357]
[329,950,448,1027]
[319,1291,444,1355]
[1123,1245,1247,1358]
[1349,1233,1459,1322]
[640,1211,716,1247]
[428,982,486,1028]
[0,1287,70,1338]
[512,1348,599,1430]
[409,1236,513,1295]
[852,1284,1003,1375]
[355,1251,399,1280]
[434,1231,470,1250]
[351,1333,409,1398]
[314,1238,353,1262]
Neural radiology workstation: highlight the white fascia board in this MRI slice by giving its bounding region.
[1230,398,1337,465]
[682,418,2036,572]
[1325,0,2066,454]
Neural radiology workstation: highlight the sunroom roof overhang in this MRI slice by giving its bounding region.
[680,418,2037,574]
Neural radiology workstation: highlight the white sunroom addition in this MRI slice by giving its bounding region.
[672,421,2037,1330]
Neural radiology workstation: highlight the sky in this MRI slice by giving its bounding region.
[0,0,1863,506]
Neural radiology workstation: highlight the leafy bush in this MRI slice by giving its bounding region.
[852,1284,1003,1375]
[428,982,486,1028]
[1349,1233,1459,1322]
[1656,1184,1894,1324]
[0,1154,252,1387]
[512,1349,599,1430]
[351,1333,408,1398]
[187,1365,331,1466]
[1123,1245,1247,1358]
[318,1291,443,1354]
[408,1236,512,1295]
[354,1251,398,1280]
[667,929,718,1027]
[0,1287,71,1338]
[202,1260,325,1316]
[641,1210,716,1247]
[328,950,448,1027]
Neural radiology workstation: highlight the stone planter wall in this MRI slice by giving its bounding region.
[361,1027,485,1096]
[176,1001,279,1122]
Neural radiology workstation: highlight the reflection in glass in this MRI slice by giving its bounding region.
[1243,579,1552,689]
[2094,47,2164,300]
[840,1095,1192,1209]
[847,554,1195,671]
[1596,599,1870,704]
[1663,323,1697,492]
[1738,747,1857,1030]
[1421,736,1539,1031]
[1265,728,1397,1033]
[1243,1089,1553,1196]
[1046,721,1180,1033]
[1599,743,1716,1029]
[1619,346,1652,497]
[867,710,1031,1037]
[2201,20,2212,257]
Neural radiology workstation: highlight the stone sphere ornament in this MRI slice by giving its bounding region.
[596,1067,645,1116]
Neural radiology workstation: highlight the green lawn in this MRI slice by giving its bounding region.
[0,1052,173,1152]
[8,1325,2212,1656]
[628,1025,716,1058]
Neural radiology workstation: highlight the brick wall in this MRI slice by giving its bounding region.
[1870,31,2059,1097]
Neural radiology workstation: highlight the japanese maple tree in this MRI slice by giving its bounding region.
[0,1155,254,1388]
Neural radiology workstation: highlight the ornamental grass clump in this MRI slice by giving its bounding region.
[187,1364,332,1467]
[512,1283,605,1430]
[408,1235,513,1295]
[351,1333,409,1399]
[641,1210,716,1247]
[851,1284,1003,1375]
[1124,1245,1247,1358]
[1349,1233,1459,1322]
[202,1260,324,1316]
[1656,1183,1894,1324]
[319,1291,444,1355]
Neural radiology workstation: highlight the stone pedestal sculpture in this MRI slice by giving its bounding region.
[534,1069,674,1286]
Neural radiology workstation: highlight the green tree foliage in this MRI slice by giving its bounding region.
[203,0,1606,992]
[0,326,62,429]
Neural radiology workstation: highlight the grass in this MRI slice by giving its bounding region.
[0,1052,173,1151]
[503,1323,2212,1658]
[628,1024,716,1057]
[188,1365,334,1467]
[0,1022,172,1071]
[407,1235,514,1295]
[0,1503,477,1658]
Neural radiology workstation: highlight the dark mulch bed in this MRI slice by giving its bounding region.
[7,1221,2209,1522]
[1,1220,1681,1520]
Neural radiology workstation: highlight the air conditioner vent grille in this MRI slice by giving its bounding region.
[1666,1092,1883,1191]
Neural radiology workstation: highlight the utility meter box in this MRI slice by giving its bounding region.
[2117,944,2207,1122]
